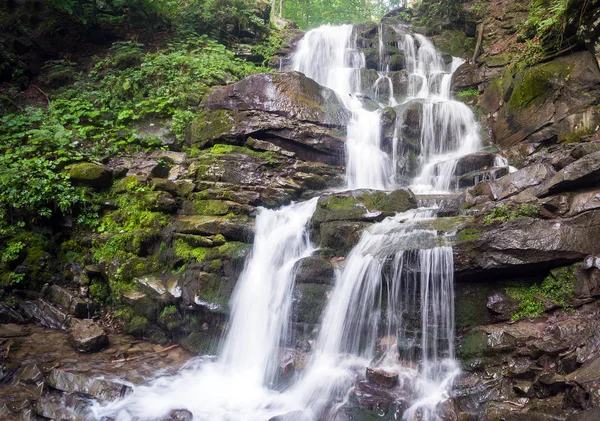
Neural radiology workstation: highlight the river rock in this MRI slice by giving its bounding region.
[366,367,399,388]
[454,152,496,176]
[67,319,108,353]
[162,409,194,421]
[294,255,335,285]
[45,369,132,402]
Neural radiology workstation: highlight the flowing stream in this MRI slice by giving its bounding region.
[94,23,487,421]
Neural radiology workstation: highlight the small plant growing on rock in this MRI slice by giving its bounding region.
[483,203,540,225]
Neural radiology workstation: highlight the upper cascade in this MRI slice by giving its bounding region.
[291,24,488,194]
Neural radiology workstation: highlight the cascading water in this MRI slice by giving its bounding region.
[91,21,494,421]
[292,25,393,191]
[92,199,318,420]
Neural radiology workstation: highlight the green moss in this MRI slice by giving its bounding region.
[508,61,572,109]
[112,175,142,193]
[126,315,150,335]
[432,30,475,58]
[215,241,251,260]
[68,163,108,182]
[89,280,110,302]
[559,127,595,144]
[189,199,231,216]
[505,264,578,321]
[455,227,482,243]
[190,110,238,149]
[160,304,178,318]
[483,203,540,225]
[457,330,488,361]
[327,195,359,211]
[174,238,209,262]
[208,259,223,272]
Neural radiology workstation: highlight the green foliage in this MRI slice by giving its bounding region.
[483,204,541,225]
[283,0,404,29]
[252,30,284,65]
[413,0,464,27]
[506,265,577,321]
[457,88,479,102]
[0,36,266,230]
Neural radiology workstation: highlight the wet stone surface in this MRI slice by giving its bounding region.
[0,323,193,419]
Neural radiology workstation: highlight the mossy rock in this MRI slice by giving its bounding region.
[180,332,212,355]
[294,283,331,325]
[508,60,572,110]
[188,109,242,149]
[457,330,488,362]
[317,220,371,256]
[180,199,251,216]
[69,163,112,188]
[312,189,416,225]
[431,30,475,58]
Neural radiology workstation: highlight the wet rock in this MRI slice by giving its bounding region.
[481,163,555,201]
[19,299,70,330]
[190,72,350,165]
[180,332,212,355]
[312,189,416,225]
[454,210,600,278]
[45,369,133,402]
[0,304,25,324]
[487,330,517,354]
[44,284,93,319]
[68,319,108,353]
[203,72,349,127]
[294,255,335,285]
[293,283,331,325]
[540,151,600,197]
[458,167,509,189]
[316,221,371,256]
[34,392,88,421]
[366,367,399,388]
[454,152,496,176]
[162,409,194,421]
[68,163,112,188]
[122,289,159,320]
[486,291,519,319]
[174,215,254,243]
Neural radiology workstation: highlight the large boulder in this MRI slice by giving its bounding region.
[482,51,600,150]
[203,72,349,126]
[454,210,600,278]
[189,72,350,165]
[68,319,108,353]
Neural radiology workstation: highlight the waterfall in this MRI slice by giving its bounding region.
[92,199,318,420]
[92,22,487,421]
[287,209,459,420]
[292,25,393,191]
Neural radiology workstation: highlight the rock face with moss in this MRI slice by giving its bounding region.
[189,72,349,165]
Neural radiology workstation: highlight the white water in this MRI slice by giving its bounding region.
[90,23,501,421]
[92,199,318,420]
[292,25,393,191]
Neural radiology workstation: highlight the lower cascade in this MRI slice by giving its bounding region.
[93,22,492,421]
